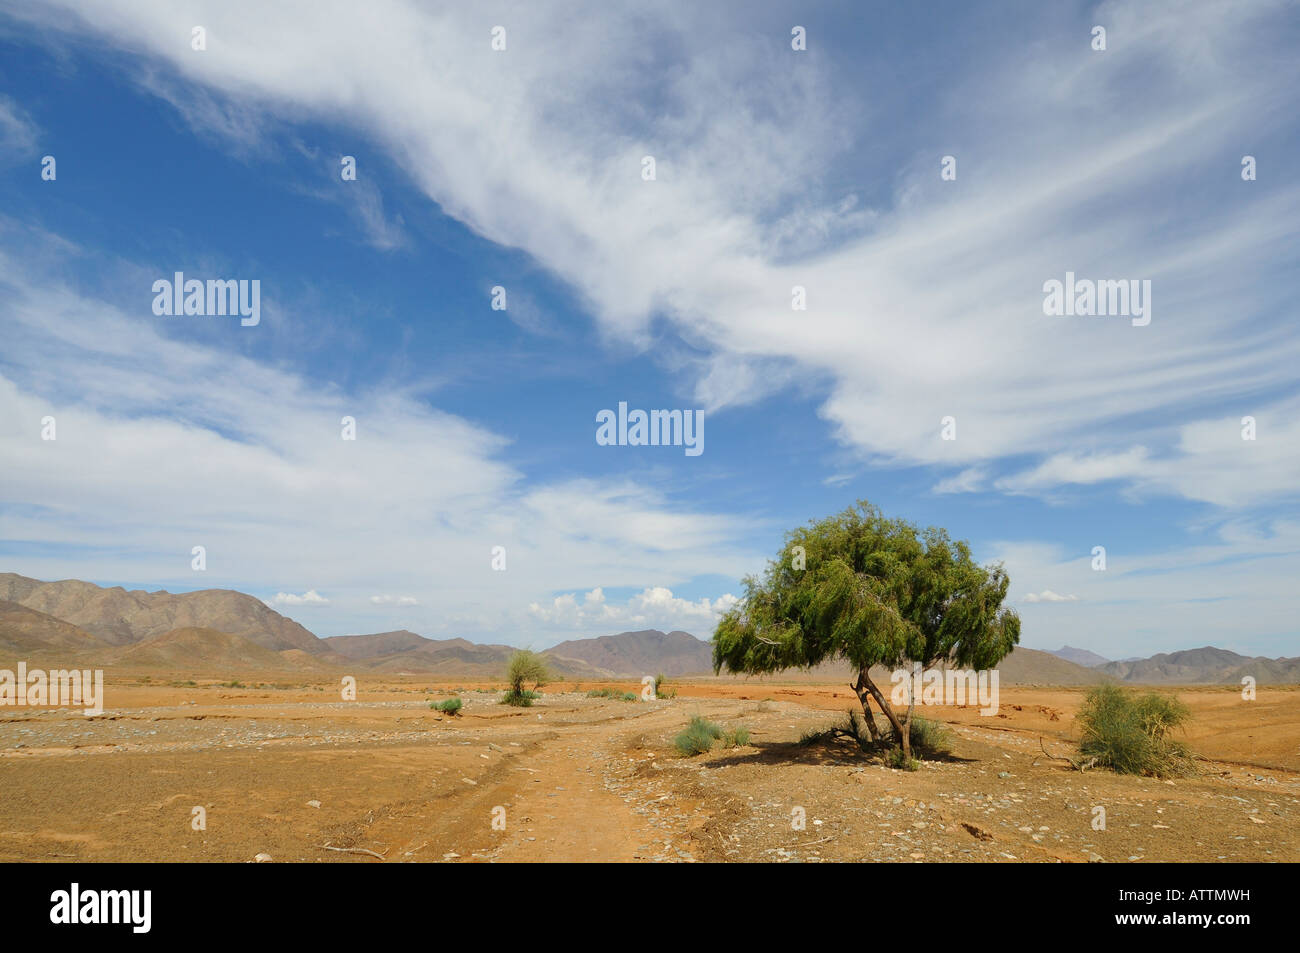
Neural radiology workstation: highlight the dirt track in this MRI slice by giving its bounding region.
[1,678,1296,862]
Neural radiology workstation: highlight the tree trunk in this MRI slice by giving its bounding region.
[856,668,907,748]
[901,693,915,761]
[851,673,881,742]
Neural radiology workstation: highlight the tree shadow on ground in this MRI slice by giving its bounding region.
[700,735,977,770]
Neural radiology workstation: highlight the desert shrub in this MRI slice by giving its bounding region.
[674,715,724,756]
[888,748,919,771]
[886,715,951,759]
[430,697,463,716]
[1077,685,1192,777]
[587,687,637,700]
[501,688,541,707]
[799,725,837,747]
[844,710,875,751]
[724,726,750,747]
[502,650,550,707]
[652,673,676,699]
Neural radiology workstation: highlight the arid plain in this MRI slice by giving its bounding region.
[2,674,1295,863]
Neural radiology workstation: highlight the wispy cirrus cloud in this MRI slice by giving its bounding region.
[11,0,1295,507]
[0,93,38,158]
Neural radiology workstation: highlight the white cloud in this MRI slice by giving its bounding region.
[271,589,330,607]
[1021,590,1078,603]
[370,594,420,607]
[933,467,987,495]
[0,94,38,158]
[995,449,1152,495]
[529,585,736,636]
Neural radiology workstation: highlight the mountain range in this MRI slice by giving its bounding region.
[1045,645,1112,667]
[1,573,1296,683]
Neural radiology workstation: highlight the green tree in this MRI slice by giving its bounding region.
[712,501,1020,760]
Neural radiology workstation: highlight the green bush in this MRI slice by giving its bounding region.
[674,715,724,756]
[430,697,463,715]
[724,726,750,747]
[586,687,637,700]
[887,715,951,759]
[888,748,919,771]
[502,650,551,707]
[501,689,541,707]
[798,725,837,747]
[1077,685,1192,777]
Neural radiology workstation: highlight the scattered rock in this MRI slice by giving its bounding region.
[961,823,994,841]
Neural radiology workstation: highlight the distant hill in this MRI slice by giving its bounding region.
[989,646,1105,685]
[0,600,105,657]
[548,629,713,676]
[321,630,430,659]
[108,627,334,671]
[0,573,323,652]
[1045,645,1111,668]
[3,573,1296,684]
[1096,646,1300,685]
[323,630,611,678]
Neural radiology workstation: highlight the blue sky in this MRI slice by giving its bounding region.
[1,1,1298,658]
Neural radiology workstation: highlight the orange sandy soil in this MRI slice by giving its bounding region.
[0,674,1295,863]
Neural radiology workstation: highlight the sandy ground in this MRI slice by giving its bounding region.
[0,675,1296,862]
